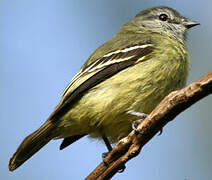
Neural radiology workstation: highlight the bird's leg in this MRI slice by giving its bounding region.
[127,110,163,135]
[127,110,148,134]
[102,135,126,173]
[102,135,113,160]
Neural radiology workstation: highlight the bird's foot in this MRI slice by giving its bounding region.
[102,152,110,161]
[132,119,144,134]
[102,152,126,173]
[127,111,148,134]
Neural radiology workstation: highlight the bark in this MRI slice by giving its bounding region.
[86,72,212,180]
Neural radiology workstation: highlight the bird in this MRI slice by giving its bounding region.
[8,6,199,171]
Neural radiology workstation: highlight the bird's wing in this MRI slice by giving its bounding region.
[49,42,154,120]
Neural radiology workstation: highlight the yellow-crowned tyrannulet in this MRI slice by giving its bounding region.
[9,6,199,171]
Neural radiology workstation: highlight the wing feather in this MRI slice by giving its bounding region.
[49,43,154,121]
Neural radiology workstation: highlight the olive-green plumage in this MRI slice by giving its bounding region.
[59,34,189,140]
[9,6,199,171]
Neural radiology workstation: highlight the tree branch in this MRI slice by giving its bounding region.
[86,72,212,180]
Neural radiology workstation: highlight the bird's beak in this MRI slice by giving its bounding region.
[183,19,200,29]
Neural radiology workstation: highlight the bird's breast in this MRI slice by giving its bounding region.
[59,40,189,142]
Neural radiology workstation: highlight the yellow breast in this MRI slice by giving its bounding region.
[59,37,189,142]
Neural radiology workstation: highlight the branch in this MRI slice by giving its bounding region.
[86,72,212,180]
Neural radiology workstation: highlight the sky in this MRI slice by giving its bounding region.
[1,0,212,180]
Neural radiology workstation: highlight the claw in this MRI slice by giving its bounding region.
[102,152,109,160]
[131,115,148,135]
[102,152,126,172]
[118,164,126,173]
[132,119,143,134]
[127,110,148,134]
[158,128,163,136]
[102,152,110,165]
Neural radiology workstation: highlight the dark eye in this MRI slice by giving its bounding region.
[159,13,168,21]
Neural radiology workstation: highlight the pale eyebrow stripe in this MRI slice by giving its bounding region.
[103,44,153,57]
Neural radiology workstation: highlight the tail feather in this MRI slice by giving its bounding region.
[60,134,86,150]
[9,121,56,171]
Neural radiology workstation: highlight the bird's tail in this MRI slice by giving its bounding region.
[8,120,57,171]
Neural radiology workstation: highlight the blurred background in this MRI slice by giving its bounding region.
[1,0,211,179]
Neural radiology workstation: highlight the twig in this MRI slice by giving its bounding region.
[86,72,212,180]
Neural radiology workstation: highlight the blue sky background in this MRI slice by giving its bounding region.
[1,0,212,180]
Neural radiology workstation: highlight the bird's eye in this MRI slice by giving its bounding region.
[159,13,168,21]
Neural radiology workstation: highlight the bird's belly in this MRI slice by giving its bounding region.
[59,59,188,142]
